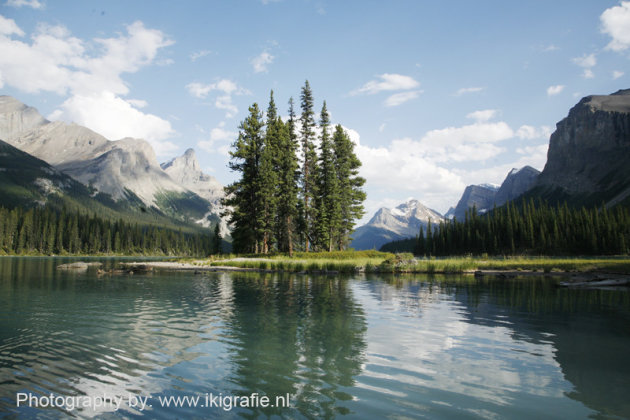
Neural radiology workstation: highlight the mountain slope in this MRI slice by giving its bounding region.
[532,89,630,207]
[0,95,222,228]
[494,166,540,207]
[0,139,205,229]
[351,199,443,250]
[451,184,498,220]
[161,148,228,235]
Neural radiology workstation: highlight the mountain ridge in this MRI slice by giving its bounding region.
[350,199,443,250]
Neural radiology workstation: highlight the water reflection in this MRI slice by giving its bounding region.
[222,273,367,418]
[0,258,629,419]
[354,275,630,418]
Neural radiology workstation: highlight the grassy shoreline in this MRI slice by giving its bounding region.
[183,251,630,275]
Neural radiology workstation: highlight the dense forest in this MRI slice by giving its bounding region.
[0,205,221,256]
[225,81,366,255]
[381,200,630,256]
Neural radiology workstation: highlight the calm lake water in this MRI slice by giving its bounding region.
[0,257,629,419]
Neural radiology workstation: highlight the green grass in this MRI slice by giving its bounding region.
[204,252,630,274]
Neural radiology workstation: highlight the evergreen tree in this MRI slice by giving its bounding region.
[299,80,319,252]
[276,97,300,256]
[315,102,341,251]
[332,125,366,249]
[212,223,222,255]
[224,103,265,253]
[258,91,280,253]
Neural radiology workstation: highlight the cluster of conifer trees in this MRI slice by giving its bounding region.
[224,81,366,255]
[0,206,219,256]
[407,200,630,256]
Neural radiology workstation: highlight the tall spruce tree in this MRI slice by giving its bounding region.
[315,102,341,251]
[275,97,300,256]
[332,124,366,249]
[258,91,280,253]
[224,103,265,253]
[299,80,319,252]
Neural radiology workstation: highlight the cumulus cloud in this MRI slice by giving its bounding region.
[251,51,274,73]
[49,91,177,155]
[351,73,420,95]
[384,90,422,107]
[186,79,250,118]
[547,85,564,96]
[5,0,43,9]
[601,1,630,51]
[0,17,177,154]
[0,15,24,36]
[454,87,484,96]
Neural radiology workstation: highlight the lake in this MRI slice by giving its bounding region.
[0,257,629,419]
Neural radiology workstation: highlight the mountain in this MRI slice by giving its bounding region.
[0,95,222,227]
[451,184,499,220]
[532,89,630,207]
[0,139,201,228]
[350,199,443,250]
[161,148,229,235]
[494,166,540,206]
[450,166,541,220]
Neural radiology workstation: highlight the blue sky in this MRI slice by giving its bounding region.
[1,0,629,222]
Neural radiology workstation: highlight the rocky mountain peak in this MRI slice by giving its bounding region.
[0,96,47,141]
[536,89,630,204]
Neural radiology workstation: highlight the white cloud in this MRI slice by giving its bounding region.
[455,87,484,96]
[378,123,386,133]
[127,98,148,108]
[613,70,625,79]
[5,0,43,9]
[251,51,274,73]
[0,19,178,153]
[572,53,596,68]
[0,15,24,36]
[186,79,248,98]
[601,1,630,51]
[384,90,422,107]
[49,91,177,155]
[0,19,173,97]
[351,73,420,95]
[516,125,553,140]
[541,44,559,52]
[466,109,497,123]
[190,49,211,62]
[198,122,237,156]
[547,85,564,96]
[572,53,596,79]
[186,79,250,118]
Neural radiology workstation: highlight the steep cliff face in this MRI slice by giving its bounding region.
[535,89,630,206]
[494,166,540,206]
[451,184,498,220]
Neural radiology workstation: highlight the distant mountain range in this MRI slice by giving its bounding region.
[449,166,540,220]
[354,88,630,251]
[350,200,443,250]
[0,95,226,235]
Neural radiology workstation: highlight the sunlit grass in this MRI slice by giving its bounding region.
[205,252,630,274]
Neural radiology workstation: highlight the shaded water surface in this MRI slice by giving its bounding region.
[0,257,629,419]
